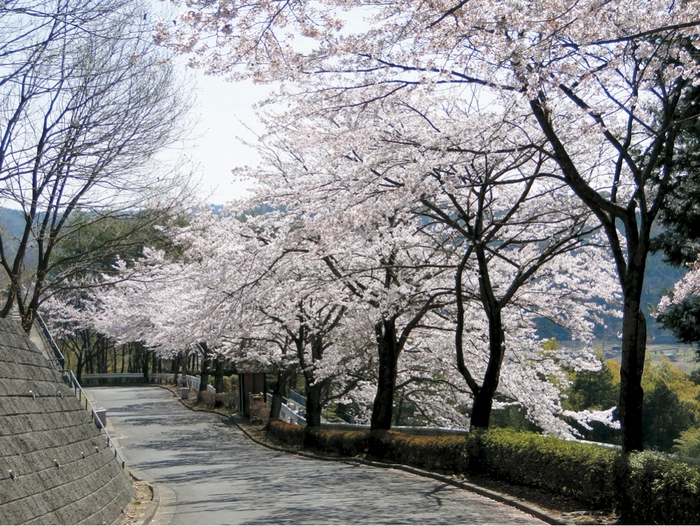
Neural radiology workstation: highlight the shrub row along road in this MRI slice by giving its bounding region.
[87,387,544,525]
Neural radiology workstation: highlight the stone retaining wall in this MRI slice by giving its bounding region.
[0,319,134,525]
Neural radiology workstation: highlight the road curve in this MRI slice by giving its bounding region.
[87,387,544,525]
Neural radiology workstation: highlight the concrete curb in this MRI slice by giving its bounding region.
[125,461,177,526]
[129,473,159,526]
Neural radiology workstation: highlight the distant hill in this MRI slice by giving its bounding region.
[0,207,26,263]
[0,207,25,238]
[641,251,687,342]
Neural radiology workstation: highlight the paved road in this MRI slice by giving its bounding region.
[87,387,544,525]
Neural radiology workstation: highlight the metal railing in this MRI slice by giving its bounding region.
[65,370,128,471]
[281,403,306,425]
[185,374,216,393]
[288,389,306,406]
[81,373,144,380]
[34,312,65,370]
[265,391,307,426]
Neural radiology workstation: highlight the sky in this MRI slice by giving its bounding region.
[177,72,271,206]
[151,2,369,208]
[150,0,273,207]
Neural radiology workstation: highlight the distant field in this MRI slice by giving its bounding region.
[597,342,698,372]
[646,344,699,372]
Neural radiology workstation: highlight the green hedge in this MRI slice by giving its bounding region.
[467,428,700,523]
[266,422,700,523]
[305,428,369,456]
[466,428,618,508]
[267,420,305,447]
[618,451,700,524]
[369,431,469,473]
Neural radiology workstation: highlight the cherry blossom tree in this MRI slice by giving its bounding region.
[92,217,257,393]
[42,285,106,382]
[164,0,700,452]
[244,129,454,430]
[80,206,370,423]
[236,98,619,435]
[61,171,615,436]
[225,212,377,427]
[307,98,618,430]
[656,255,700,347]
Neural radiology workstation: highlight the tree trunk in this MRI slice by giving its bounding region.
[127,343,134,373]
[182,351,189,385]
[301,334,326,427]
[1,287,16,320]
[618,267,647,452]
[214,358,224,393]
[198,344,210,400]
[19,286,41,334]
[269,369,294,420]
[20,311,34,335]
[98,337,108,374]
[305,380,325,427]
[471,309,506,430]
[371,318,400,431]
[76,355,84,384]
[199,359,210,392]
[173,353,180,386]
[142,347,149,382]
[529,95,654,452]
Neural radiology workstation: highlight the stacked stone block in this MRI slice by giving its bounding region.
[0,319,134,524]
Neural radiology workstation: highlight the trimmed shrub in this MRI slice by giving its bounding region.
[198,390,216,406]
[466,428,700,522]
[267,419,305,447]
[618,451,700,524]
[466,428,618,508]
[305,428,369,456]
[369,431,469,473]
[215,392,237,410]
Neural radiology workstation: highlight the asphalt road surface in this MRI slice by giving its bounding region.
[87,387,545,525]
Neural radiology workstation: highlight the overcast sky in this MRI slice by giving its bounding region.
[176,72,270,206]
[150,0,272,207]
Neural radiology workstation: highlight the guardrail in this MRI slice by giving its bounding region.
[34,312,65,370]
[82,373,144,380]
[76,372,218,394]
[281,403,306,425]
[265,391,307,426]
[65,370,128,471]
[288,389,306,406]
[185,374,216,393]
